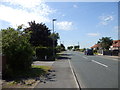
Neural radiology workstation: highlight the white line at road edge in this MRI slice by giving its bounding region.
[68,59,79,89]
[92,60,108,67]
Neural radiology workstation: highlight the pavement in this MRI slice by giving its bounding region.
[35,59,79,88]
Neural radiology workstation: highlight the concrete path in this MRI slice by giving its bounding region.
[35,59,79,88]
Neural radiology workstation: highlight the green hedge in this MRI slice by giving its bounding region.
[36,46,54,60]
[2,28,34,78]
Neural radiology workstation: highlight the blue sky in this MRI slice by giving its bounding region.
[0,0,118,48]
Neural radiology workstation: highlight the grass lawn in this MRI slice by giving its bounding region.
[2,65,52,88]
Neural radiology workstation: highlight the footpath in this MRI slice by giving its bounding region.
[35,59,79,88]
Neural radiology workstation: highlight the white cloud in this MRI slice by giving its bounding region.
[1,0,44,8]
[87,33,100,37]
[56,21,73,31]
[73,4,78,8]
[62,14,65,17]
[0,0,55,28]
[113,26,120,33]
[98,15,114,26]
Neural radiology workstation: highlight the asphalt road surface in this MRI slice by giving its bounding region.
[65,51,118,88]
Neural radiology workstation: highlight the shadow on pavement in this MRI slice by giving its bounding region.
[57,56,71,60]
[58,53,73,56]
[57,53,72,60]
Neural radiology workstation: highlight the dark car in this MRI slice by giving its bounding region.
[84,49,94,55]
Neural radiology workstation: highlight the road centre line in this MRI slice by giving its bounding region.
[82,56,88,59]
[91,60,108,68]
[112,59,118,61]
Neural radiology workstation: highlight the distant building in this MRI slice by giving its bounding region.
[91,44,100,50]
[109,40,120,50]
[91,40,120,56]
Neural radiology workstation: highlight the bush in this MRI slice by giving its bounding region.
[2,27,34,78]
[36,46,53,60]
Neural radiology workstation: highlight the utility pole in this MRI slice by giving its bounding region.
[52,19,57,60]
[78,42,79,46]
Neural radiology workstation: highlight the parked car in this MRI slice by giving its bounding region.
[84,49,93,55]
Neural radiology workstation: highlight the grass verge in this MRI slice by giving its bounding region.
[2,65,51,88]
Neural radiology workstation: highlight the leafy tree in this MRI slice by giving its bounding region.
[59,44,65,51]
[56,45,62,53]
[2,27,34,78]
[74,45,80,51]
[67,46,73,50]
[50,33,60,47]
[24,21,60,60]
[24,21,53,47]
[98,37,113,50]
[80,48,86,52]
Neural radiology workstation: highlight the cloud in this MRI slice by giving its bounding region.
[62,14,65,17]
[56,21,73,31]
[0,0,55,28]
[113,26,120,33]
[98,15,114,26]
[73,4,78,8]
[87,33,100,37]
[1,0,44,8]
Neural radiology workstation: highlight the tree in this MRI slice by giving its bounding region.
[25,21,53,47]
[60,44,66,51]
[98,37,113,50]
[74,45,80,51]
[50,33,60,47]
[24,21,60,60]
[67,46,73,50]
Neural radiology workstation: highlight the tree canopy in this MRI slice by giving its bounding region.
[25,21,53,47]
[97,37,113,50]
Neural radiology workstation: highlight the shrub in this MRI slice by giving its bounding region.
[2,27,34,78]
[36,46,53,60]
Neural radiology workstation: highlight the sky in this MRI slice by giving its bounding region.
[0,0,119,48]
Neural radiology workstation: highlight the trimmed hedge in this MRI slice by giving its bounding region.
[36,46,54,60]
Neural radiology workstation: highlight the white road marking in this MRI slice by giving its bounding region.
[112,59,118,61]
[92,60,108,68]
[82,56,88,59]
[68,59,79,88]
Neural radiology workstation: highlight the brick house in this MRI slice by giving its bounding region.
[91,44,101,50]
[109,40,120,50]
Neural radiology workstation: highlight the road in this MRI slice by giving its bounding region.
[64,51,118,88]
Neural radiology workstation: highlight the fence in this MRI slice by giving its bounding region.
[97,50,119,56]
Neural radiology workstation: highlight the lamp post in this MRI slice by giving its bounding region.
[52,19,57,60]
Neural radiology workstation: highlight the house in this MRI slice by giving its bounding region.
[109,40,120,50]
[91,40,120,56]
[91,44,100,50]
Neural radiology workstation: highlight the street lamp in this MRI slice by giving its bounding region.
[52,19,57,60]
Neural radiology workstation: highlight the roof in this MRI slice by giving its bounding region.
[91,44,100,48]
[112,40,120,47]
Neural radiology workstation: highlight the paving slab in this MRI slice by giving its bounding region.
[35,59,78,88]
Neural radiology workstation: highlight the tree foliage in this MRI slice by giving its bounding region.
[60,44,66,51]
[2,27,34,78]
[98,37,113,50]
[67,46,73,50]
[25,21,53,47]
[24,21,60,60]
